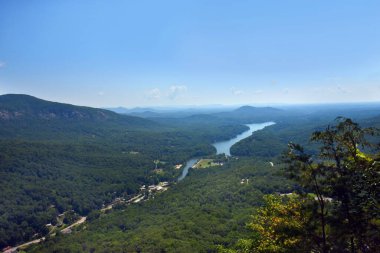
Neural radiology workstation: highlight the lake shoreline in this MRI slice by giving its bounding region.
[177,122,275,181]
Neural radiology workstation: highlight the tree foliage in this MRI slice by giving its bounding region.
[224,118,380,253]
[248,194,310,252]
[284,118,380,252]
[218,194,312,253]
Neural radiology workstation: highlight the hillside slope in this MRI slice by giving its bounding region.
[0,94,155,140]
[0,95,215,248]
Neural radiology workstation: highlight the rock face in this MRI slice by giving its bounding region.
[0,94,116,121]
[0,110,21,120]
[0,109,107,120]
[0,94,153,139]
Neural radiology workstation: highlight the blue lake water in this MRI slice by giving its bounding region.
[178,122,275,181]
[212,122,275,156]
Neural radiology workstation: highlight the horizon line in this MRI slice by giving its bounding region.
[2,93,380,110]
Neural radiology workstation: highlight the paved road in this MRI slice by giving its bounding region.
[3,217,87,252]
[61,216,87,234]
[3,237,45,253]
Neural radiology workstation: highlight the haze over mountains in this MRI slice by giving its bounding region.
[0,94,150,123]
[0,94,288,128]
[1,0,380,251]
[2,94,379,133]
[0,94,379,252]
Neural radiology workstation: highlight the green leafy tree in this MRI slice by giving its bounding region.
[284,118,380,252]
[249,194,311,252]
[218,194,311,253]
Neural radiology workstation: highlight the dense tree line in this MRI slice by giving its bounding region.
[28,157,295,253]
[0,104,248,248]
[223,118,380,253]
[28,118,380,253]
[2,95,380,251]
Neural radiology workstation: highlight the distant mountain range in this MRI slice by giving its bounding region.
[106,105,284,121]
[0,94,156,124]
[0,94,290,139]
[104,106,157,114]
[105,105,237,115]
[0,94,124,121]
[0,94,287,127]
[211,105,284,123]
[0,94,154,139]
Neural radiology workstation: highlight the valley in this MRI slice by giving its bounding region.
[2,2,380,251]
[1,95,379,252]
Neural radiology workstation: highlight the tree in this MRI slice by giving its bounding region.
[249,194,312,252]
[284,118,380,252]
[217,194,311,253]
[284,142,329,252]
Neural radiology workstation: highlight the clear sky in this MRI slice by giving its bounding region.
[1,0,380,107]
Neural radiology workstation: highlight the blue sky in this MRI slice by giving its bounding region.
[1,0,380,107]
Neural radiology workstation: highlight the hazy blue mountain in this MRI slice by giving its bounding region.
[107,105,238,118]
[0,94,155,139]
[105,106,157,114]
[0,94,139,121]
[212,105,285,123]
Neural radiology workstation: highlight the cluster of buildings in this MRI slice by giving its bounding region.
[240,178,249,184]
[141,181,169,193]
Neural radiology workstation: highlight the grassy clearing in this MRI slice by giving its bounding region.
[194,159,222,169]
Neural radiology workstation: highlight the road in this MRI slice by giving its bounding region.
[60,216,87,234]
[3,237,45,253]
[3,217,86,252]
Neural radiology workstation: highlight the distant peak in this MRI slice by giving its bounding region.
[0,94,117,121]
[234,105,281,112]
[235,105,256,110]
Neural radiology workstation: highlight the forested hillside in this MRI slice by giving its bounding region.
[28,158,295,253]
[0,95,245,248]
[1,95,379,252]
[32,115,378,252]
[3,0,380,252]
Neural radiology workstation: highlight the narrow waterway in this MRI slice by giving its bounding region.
[11,122,275,251]
[212,122,275,156]
[177,158,198,181]
[178,122,275,181]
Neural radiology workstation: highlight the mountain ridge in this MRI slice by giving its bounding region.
[0,94,156,140]
[0,94,124,121]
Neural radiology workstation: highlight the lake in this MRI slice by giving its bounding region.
[212,122,275,156]
[178,122,275,181]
